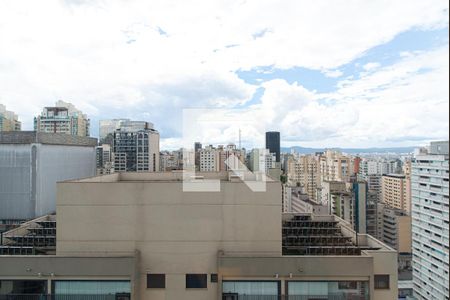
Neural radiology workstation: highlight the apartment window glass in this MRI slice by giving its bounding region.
[146,274,165,289]
[53,281,130,295]
[374,275,390,289]
[223,281,278,296]
[186,274,207,289]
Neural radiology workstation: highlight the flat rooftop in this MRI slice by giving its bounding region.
[67,171,277,183]
[0,131,97,147]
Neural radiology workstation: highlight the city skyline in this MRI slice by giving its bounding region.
[0,1,448,149]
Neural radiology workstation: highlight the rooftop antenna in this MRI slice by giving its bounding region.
[238,128,241,150]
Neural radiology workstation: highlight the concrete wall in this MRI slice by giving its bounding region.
[397,215,412,253]
[0,144,33,219]
[56,178,282,300]
[0,255,138,298]
[0,143,96,220]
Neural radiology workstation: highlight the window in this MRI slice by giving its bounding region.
[147,274,165,289]
[186,274,207,289]
[374,275,390,289]
[210,274,218,283]
[338,281,358,289]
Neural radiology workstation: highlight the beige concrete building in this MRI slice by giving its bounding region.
[381,174,410,213]
[319,150,353,182]
[382,208,412,253]
[1,172,398,300]
[287,155,320,201]
[0,104,21,132]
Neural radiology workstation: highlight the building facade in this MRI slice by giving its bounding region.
[199,145,220,172]
[0,131,97,222]
[34,101,90,137]
[411,141,449,300]
[382,208,412,254]
[287,154,320,201]
[0,104,21,132]
[381,174,410,213]
[113,127,160,172]
[96,144,114,175]
[265,131,280,162]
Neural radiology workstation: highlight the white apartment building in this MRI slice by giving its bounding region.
[411,141,449,300]
[248,148,276,174]
[199,146,220,172]
[34,100,90,137]
[359,159,401,177]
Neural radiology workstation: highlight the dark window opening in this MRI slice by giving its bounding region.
[147,274,165,289]
[186,274,207,289]
[211,274,218,283]
[374,275,390,289]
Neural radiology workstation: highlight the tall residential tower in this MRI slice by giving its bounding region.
[411,141,449,300]
[34,101,90,137]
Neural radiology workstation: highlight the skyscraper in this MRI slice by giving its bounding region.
[411,141,449,300]
[265,131,280,162]
[34,100,90,137]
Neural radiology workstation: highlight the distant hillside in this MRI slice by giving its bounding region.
[281,146,416,154]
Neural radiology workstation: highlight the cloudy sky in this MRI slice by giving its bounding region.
[0,0,448,149]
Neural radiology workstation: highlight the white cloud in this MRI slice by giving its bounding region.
[362,62,381,71]
[323,69,344,78]
[252,46,449,148]
[0,0,448,148]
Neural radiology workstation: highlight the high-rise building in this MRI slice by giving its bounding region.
[0,131,97,223]
[319,150,352,182]
[248,148,276,174]
[287,155,320,201]
[411,141,449,300]
[329,180,368,234]
[218,144,245,172]
[0,104,21,132]
[96,144,114,175]
[34,101,90,137]
[113,125,160,172]
[199,145,220,172]
[99,119,155,142]
[382,208,412,254]
[265,131,280,162]
[381,174,410,213]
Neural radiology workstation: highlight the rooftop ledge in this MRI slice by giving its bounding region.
[62,171,278,183]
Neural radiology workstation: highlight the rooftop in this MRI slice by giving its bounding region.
[282,213,394,256]
[67,171,277,183]
[383,173,406,178]
[0,131,97,147]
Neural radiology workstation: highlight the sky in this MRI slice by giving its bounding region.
[0,0,448,150]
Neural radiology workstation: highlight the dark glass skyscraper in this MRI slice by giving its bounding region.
[265,131,280,162]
